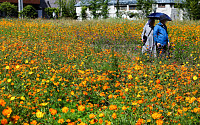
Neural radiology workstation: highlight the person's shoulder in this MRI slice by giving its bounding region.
[154,24,159,29]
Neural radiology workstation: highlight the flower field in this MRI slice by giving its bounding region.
[0,19,199,125]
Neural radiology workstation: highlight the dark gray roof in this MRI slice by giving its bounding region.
[75,0,178,7]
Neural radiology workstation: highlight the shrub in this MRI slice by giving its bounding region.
[0,2,17,17]
[81,6,87,20]
[44,8,60,18]
[22,5,37,18]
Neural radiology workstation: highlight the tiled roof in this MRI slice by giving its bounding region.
[75,0,179,7]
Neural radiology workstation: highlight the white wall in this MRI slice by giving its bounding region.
[76,4,183,20]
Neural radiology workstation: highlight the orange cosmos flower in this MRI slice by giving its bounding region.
[157,93,162,98]
[66,119,71,123]
[109,105,117,110]
[105,120,111,125]
[0,99,6,107]
[99,118,103,124]
[152,112,162,119]
[78,105,85,111]
[77,122,87,125]
[58,119,64,124]
[1,118,8,125]
[2,107,12,117]
[70,109,75,113]
[62,107,69,113]
[156,119,163,125]
[136,118,144,125]
[11,115,20,123]
[122,106,127,110]
[112,113,117,119]
[30,120,37,125]
[49,108,57,115]
[89,114,96,119]
[156,79,161,84]
[89,119,96,124]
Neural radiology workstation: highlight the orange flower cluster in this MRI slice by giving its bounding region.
[0,19,199,125]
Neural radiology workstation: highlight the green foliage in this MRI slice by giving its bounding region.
[101,0,109,19]
[22,5,37,18]
[175,0,200,20]
[127,12,134,18]
[44,8,60,18]
[136,0,155,18]
[80,0,109,19]
[81,6,87,19]
[0,2,17,17]
[66,0,77,19]
[89,0,102,19]
[55,0,77,18]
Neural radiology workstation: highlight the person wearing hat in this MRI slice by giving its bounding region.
[153,14,171,58]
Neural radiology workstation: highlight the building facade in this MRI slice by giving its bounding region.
[0,0,59,18]
[75,0,183,20]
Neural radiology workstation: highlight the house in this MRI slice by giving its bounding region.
[0,0,59,18]
[75,0,182,20]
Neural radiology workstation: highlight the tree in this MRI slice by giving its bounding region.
[0,2,17,17]
[116,0,120,18]
[89,0,102,19]
[55,0,77,18]
[22,5,37,18]
[136,0,155,18]
[66,0,77,19]
[81,6,87,19]
[45,7,60,18]
[176,0,200,20]
[101,0,109,19]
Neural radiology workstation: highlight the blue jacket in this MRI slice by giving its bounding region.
[153,22,169,46]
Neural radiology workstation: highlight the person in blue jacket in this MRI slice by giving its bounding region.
[153,14,171,57]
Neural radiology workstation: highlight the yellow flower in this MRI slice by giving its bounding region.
[71,91,74,95]
[128,74,133,80]
[167,112,172,116]
[7,79,11,83]
[122,106,127,110]
[6,66,10,69]
[132,102,137,105]
[25,60,28,64]
[20,96,25,100]
[99,113,105,117]
[125,88,128,92]
[36,110,44,118]
[10,96,15,101]
[16,65,20,69]
[39,102,48,106]
[193,75,197,80]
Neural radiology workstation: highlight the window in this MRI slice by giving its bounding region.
[158,3,165,8]
[129,5,137,10]
[120,6,127,10]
